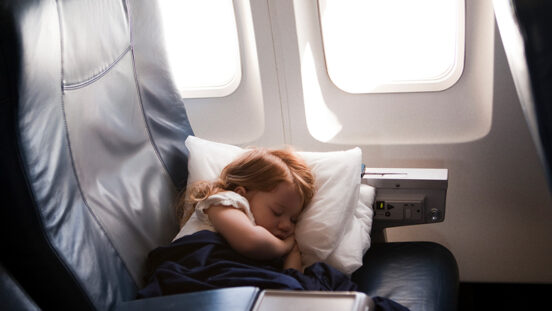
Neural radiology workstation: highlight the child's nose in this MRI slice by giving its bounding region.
[279,219,293,232]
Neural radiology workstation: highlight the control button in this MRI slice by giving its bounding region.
[431,208,442,222]
[376,201,385,210]
[387,204,394,210]
[385,211,391,217]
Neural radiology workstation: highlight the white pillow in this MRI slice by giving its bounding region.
[184,136,373,274]
[293,150,362,271]
[324,184,374,274]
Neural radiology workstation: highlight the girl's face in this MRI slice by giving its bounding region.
[242,182,302,240]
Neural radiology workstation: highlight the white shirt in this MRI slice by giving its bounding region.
[172,191,256,241]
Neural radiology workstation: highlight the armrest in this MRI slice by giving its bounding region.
[251,290,373,311]
[115,287,259,311]
[352,242,459,311]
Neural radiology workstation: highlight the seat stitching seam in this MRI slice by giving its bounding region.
[125,0,178,188]
[63,46,131,91]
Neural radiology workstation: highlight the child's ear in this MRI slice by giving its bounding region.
[235,186,247,196]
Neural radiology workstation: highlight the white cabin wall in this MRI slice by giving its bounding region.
[183,0,285,146]
[381,28,552,283]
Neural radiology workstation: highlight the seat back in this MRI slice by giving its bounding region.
[494,0,552,192]
[0,0,193,310]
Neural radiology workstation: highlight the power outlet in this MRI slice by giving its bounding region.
[393,200,423,220]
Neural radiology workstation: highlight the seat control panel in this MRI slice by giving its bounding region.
[363,168,448,230]
[374,198,425,221]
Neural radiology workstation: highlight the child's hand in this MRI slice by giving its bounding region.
[207,205,298,260]
[283,241,303,272]
[282,235,296,253]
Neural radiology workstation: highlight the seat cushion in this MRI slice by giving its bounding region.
[352,242,459,311]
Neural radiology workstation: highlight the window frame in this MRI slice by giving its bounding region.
[317,0,466,94]
[158,0,243,99]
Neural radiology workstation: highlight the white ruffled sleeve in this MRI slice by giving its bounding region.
[195,191,256,225]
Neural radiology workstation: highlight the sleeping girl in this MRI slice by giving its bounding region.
[173,147,315,271]
[137,147,359,296]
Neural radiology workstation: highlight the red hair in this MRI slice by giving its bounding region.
[175,148,315,225]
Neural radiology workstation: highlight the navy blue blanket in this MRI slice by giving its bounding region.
[138,230,408,310]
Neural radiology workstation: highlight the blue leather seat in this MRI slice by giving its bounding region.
[0,1,459,310]
[353,242,458,310]
[494,0,552,192]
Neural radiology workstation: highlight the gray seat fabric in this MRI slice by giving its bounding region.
[1,0,193,310]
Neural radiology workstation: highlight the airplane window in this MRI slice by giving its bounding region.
[318,0,465,93]
[158,0,241,98]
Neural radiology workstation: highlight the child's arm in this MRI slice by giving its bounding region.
[206,205,295,260]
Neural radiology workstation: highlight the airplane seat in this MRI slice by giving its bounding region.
[494,0,552,193]
[352,242,459,310]
[0,0,253,310]
[0,0,458,310]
